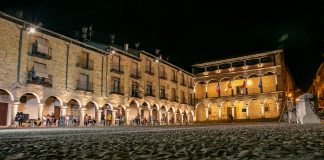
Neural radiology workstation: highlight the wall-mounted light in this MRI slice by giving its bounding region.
[27,27,36,34]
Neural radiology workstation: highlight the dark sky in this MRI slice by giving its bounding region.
[1,0,324,91]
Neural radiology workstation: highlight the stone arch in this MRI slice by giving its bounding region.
[43,96,63,120]
[194,81,206,99]
[18,93,41,120]
[0,89,14,102]
[0,89,14,126]
[84,102,97,121]
[233,75,246,95]
[196,103,206,121]
[129,99,140,108]
[141,101,151,110]
[219,77,232,97]
[160,105,168,124]
[128,100,139,123]
[248,98,262,119]
[102,103,113,125]
[264,97,279,118]
[151,104,159,124]
[66,99,82,119]
[247,73,261,94]
[220,101,232,120]
[207,102,220,120]
[176,108,183,124]
[262,72,277,92]
[206,79,218,98]
[234,99,246,119]
[141,102,151,123]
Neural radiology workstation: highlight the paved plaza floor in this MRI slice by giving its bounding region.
[0,123,324,159]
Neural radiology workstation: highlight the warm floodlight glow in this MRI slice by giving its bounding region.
[27,27,36,34]
[288,93,292,98]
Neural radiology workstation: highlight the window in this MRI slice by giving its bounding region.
[181,74,185,85]
[34,37,49,54]
[264,106,269,112]
[131,62,138,76]
[171,88,176,101]
[161,86,166,98]
[146,82,152,96]
[172,70,177,82]
[189,78,193,87]
[76,52,93,70]
[112,77,120,92]
[146,59,152,73]
[189,94,193,105]
[113,55,120,70]
[32,62,47,78]
[181,91,185,103]
[78,73,89,90]
[242,108,247,112]
[131,82,139,97]
[160,65,165,77]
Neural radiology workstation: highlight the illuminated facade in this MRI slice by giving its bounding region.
[192,50,295,121]
[309,62,324,110]
[0,12,195,127]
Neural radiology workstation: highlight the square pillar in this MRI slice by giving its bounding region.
[246,105,249,119]
[111,110,116,126]
[125,109,130,125]
[261,104,265,118]
[60,106,68,117]
[11,101,20,127]
[38,103,44,119]
[231,106,235,119]
[166,112,170,125]
[218,107,222,120]
[79,108,86,126]
[97,110,103,126]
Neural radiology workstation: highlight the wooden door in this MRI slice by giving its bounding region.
[0,103,8,126]
[54,106,60,119]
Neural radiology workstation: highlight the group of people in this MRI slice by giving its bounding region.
[43,113,56,127]
[84,114,96,126]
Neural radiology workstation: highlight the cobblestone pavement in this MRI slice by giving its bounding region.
[0,123,323,160]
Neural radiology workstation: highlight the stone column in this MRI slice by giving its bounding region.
[246,105,249,119]
[79,108,86,126]
[149,109,153,124]
[180,113,184,124]
[97,109,103,126]
[231,106,235,119]
[38,103,44,119]
[11,101,20,127]
[158,110,162,125]
[205,108,209,120]
[187,114,190,124]
[60,106,68,117]
[138,108,142,125]
[111,110,116,126]
[125,109,130,125]
[174,113,177,124]
[261,103,265,118]
[218,107,222,120]
[276,103,279,116]
[166,112,170,125]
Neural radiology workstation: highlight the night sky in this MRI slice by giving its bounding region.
[1,0,323,91]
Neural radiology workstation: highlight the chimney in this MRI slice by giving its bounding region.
[124,43,129,51]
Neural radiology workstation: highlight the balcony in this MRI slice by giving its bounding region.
[76,57,94,70]
[29,46,52,60]
[159,73,167,80]
[76,80,93,92]
[189,85,194,89]
[27,71,52,87]
[111,66,124,75]
[130,73,141,80]
[171,97,179,102]
[145,69,154,76]
[110,87,124,95]
[130,90,141,98]
[145,90,155,97]
[171,79,178,83]
[180,99,187,104]
[180,82,186,86]
[160,95,168,100]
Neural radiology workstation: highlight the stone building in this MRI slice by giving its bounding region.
[192,50,295,121]
[309,62,324,110]
[0,12,195,127]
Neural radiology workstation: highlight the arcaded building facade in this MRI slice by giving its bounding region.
[192,50,295,121]
[309,62,324,110]
[0,12,196,127]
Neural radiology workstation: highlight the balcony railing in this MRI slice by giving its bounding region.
[145,69,154,75]
[171,79,178,83]
[110,87,124,95]
[76,80,93,92]
[27,71,52,87]
[180,99,187,104]
[130,90,141,98]
[111,66,124,74]
[130,73,141,79]
[29,45,52,60]
[171,96,179,102]
[160,95,168,100]
[76,57,94,70]
[180,82,186,86]
[159,73,167,80]
[145,90,155,97]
